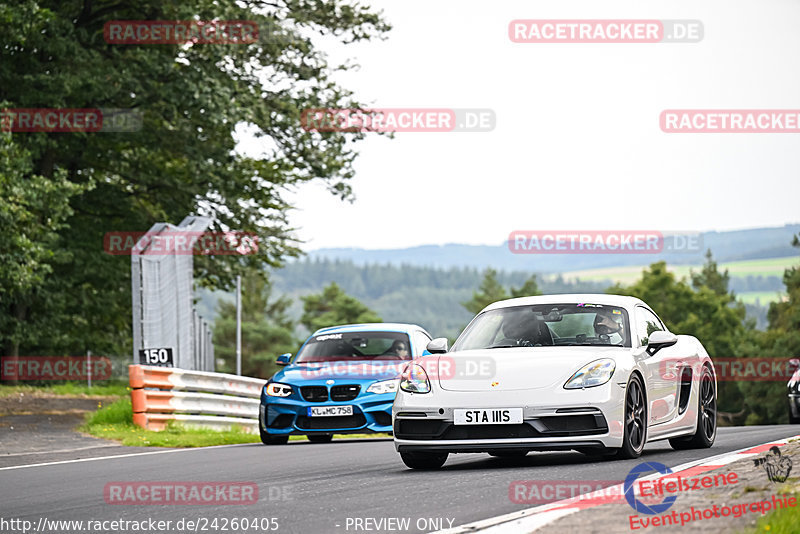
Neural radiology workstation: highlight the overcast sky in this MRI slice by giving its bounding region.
[242,0,800,251]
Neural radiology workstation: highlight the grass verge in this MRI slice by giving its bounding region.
[81,398,260,447]
[0,381,129,397]
[82,398,390,447]
[749,493,800,533]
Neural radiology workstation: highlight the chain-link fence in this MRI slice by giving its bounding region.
[131,216,215,371]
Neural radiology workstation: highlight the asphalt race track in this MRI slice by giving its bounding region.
[1,426,798,534]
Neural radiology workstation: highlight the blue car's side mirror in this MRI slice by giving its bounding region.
[276,353,292,366]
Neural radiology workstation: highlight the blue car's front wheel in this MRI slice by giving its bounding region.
[260,426,289,445]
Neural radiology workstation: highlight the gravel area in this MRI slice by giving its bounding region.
[537,439,800,533]
[0,392,149,468]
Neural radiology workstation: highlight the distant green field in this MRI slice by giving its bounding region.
[555,256,798,304]
[737,291,786,305]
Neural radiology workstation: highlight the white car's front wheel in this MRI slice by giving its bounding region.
[615,373,647,459]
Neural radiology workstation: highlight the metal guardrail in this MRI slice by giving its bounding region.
[129,365,264,433]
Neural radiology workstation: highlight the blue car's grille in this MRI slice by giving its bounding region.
[299,384,361,402]
[300,386,328,402]
[330,385,360,401]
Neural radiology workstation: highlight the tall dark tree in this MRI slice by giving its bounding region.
[0,131,85,370]
[0,1,390,358]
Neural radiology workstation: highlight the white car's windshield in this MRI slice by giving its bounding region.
[452,303,632,350]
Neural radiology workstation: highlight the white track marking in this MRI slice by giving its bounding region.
[0,443,256,471]
[2,444,120,457]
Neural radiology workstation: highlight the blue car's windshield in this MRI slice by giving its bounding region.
[295,332,412,363]
[452,303,632,350]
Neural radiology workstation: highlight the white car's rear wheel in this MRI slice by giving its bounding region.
[670,366,716,450]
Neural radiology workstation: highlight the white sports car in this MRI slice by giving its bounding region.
[393,294,717,469]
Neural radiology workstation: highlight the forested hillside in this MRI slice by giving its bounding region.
[197,258,780,339]
[308,224,800,272]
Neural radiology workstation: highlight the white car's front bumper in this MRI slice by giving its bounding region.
[392,381,626,453]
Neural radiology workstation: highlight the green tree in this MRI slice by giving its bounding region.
[738,234,800,424]
[608,259,751,420]
[607,260,747,359]
[691,249,731,296]
[510,274,542,298]
[213,274,297,379]
[0,1,389,358]
[766,234,800,351]
[463,268,509,314]
[0,131,85,369]
[300,282,381,332]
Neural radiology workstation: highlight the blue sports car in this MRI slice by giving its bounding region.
[259,323,433,444]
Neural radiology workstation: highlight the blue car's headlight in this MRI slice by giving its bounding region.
[265,383,293,397]
[564,359,616,389]
[367,379,400,394]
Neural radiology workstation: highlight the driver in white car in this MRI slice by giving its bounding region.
[593,309,626,345]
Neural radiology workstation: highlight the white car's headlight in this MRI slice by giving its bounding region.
[564,359,616,389]
[265,382,293,397]
[367,379,400,394]
[399,364,431,393]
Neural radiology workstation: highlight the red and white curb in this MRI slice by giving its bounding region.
[436,434,800,533]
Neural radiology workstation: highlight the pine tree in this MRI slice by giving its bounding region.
[462,268,509,314]
[300,282,382,332]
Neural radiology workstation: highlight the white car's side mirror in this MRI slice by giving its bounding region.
[646,331,678,356]
[426,338,449,354]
